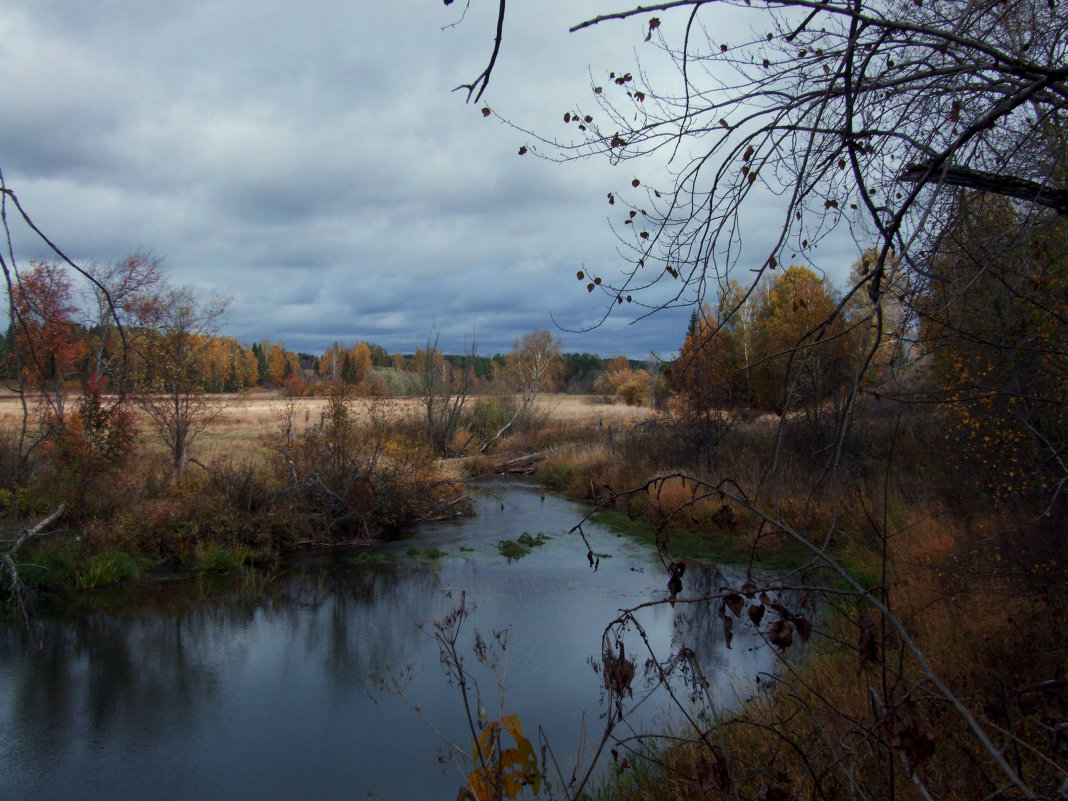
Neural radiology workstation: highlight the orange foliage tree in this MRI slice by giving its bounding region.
[668,303,745,455]
[750,266,856,433]
[10,260,89,419]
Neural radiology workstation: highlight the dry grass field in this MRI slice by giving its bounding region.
[0,390,656,466]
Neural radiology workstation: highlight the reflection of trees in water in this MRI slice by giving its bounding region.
[0,602,225,762]
[0,560,446,762]
[665,563,807,700]
[283,560,445,688]
[669,563,735,667]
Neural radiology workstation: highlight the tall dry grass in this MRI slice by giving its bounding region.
[547,406,1068,801]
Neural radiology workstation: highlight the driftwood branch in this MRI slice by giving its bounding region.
[2,503,67,627]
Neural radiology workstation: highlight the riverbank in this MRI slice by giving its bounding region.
[3,393,654,598]
[517,413,1068,801]
[4,390,1065,801]
[4,480,780,801]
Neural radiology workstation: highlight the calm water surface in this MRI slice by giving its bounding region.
[0,479,776,800]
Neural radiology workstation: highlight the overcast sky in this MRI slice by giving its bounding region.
[0,1,858,359]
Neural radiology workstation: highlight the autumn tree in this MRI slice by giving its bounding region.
[265,343,288,387]
[916,194,1068,503]
[668,302,745,459]
[348,342,372,386]
[750,266,853,422]
[10,260,89,420]
[320,341,347,383]
[9,260,138,510]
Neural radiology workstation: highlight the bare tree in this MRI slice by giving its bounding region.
[418,331,476,456]
[83,252,165,387]
[135,287,232,475]
[457,0,1065,324]
[506,328,562,407]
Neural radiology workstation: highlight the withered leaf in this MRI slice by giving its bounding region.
[795,617,812,642]
[724,593,745,617]
[883,700,937,769]
[723,614,734,649]
[769,619,794,650]
[481,107,491,117]
[668,575,683,599]
[748,603,766,627]
[604,650,635,696]
[518,146,528,155]
[858,616,879,670]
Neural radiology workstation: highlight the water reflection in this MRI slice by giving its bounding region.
[0,480,778,801]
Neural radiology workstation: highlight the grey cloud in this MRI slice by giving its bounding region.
[0,1,858,362]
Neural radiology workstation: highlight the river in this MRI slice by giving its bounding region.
[0,479,778,800]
